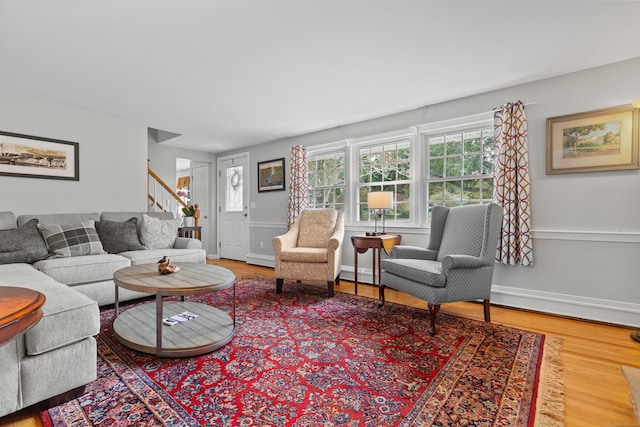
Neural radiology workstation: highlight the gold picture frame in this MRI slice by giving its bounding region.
[546,105,639,174]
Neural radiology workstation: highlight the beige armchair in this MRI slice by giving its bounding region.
[272,209,344,297]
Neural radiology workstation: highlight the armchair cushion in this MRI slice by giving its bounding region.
[280,247,328,263]
[296,209,338,248]
[381,258,446,287]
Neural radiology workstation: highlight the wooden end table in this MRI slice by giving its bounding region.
[113,263,236,357]
[0,286,46,347]
[351,234,401,296]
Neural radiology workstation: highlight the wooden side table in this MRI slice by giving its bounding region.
[351,234,401,295]
[178,226,202,240]
[0,287,46,347]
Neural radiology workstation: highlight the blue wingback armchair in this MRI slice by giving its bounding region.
[380,203,503,335]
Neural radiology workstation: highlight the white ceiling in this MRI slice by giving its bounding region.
[2,1,640,153]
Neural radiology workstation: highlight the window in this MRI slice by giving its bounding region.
[425,127,495,216]
[356,138,411,222]
[307,150,346,211]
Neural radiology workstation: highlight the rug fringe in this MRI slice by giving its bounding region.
[534,336,565,427]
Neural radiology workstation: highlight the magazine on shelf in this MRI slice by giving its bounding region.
[162,311,199,326]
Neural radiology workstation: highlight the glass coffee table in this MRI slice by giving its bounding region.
[113,263,235,357]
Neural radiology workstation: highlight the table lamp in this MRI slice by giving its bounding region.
[366,191,393,236]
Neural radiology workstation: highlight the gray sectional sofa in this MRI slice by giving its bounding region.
[0,211,206,418]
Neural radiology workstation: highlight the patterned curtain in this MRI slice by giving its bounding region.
[493,101,533,266]
[287,145,308,229]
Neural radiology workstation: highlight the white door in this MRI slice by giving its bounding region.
[218,154,249,261]
[190,164,210,254]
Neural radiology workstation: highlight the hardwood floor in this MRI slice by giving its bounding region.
[2,258,639,427]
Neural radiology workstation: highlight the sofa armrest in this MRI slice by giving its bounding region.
[173,237,202,249]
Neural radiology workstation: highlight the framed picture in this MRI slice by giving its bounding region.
[546,105,639,174]
[257,158,285,192]
[0,131,79,180]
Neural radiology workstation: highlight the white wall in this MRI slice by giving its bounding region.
[220,57,640,327]
[0,90,148,214]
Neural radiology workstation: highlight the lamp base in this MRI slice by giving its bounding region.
[366,232,386,236]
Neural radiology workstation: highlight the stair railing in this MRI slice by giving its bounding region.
[147,164,200,229]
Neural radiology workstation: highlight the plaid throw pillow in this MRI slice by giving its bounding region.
[37,219,106,258]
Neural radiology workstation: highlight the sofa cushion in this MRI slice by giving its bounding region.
[140,214,181,249]
[101,211,174,235]
[0,211,16,230]
[0,219,49,264]
[296,209,338,249]
[18,213,100,227]
[37,219,106,258]
[95,217,146,254]
[120,248,206,265]
[34,254,130,285]
[0,264,100,355]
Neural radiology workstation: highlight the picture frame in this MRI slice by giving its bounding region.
[257,157,285,192]
[546,105,639,175]
[0,131,79,181]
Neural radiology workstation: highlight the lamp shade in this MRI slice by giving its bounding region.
[633,99,640,109]
[367,191,393,210]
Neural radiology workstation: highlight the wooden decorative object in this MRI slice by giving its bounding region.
[157,256,180,274]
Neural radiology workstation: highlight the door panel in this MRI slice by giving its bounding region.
[191,164,209,253]
[219,155,249,261]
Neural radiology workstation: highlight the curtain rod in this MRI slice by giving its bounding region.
[492,101,536,113]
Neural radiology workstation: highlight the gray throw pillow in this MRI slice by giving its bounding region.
[140,214,181,249]
[95,217,147,254]
[0,218,49,264]
[37,219,106,258]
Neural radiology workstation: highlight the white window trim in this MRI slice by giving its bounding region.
[349,128,418,227]
[307,141,350,221]
[304,111,495,230]
[418,112,494,226]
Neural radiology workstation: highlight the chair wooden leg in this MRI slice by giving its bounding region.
[428,303,440,336]
[327,281,335,297]
[335,274,340,285]
[276,278,283,294]
[378,284,387,307]
[483,299,491,322]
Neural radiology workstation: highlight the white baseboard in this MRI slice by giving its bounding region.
[246,253,274,268]
[491,285,639,327]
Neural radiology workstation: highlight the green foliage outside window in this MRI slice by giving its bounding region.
[357,140,411,221]
[426,128,495,218]
[307,151,345,211]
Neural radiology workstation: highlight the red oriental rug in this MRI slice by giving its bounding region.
[42,275,564,426]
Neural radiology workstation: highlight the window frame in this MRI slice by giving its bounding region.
[418,113,495,225]
[306,141,349,215]
[304,112,495,229]
[349,129,417,227]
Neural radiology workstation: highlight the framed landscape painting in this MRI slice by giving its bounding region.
[546,105,639,174]
[257,158,285,192]
[0,131,79,180]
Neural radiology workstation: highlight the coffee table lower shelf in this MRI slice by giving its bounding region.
[113,301,235,357]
